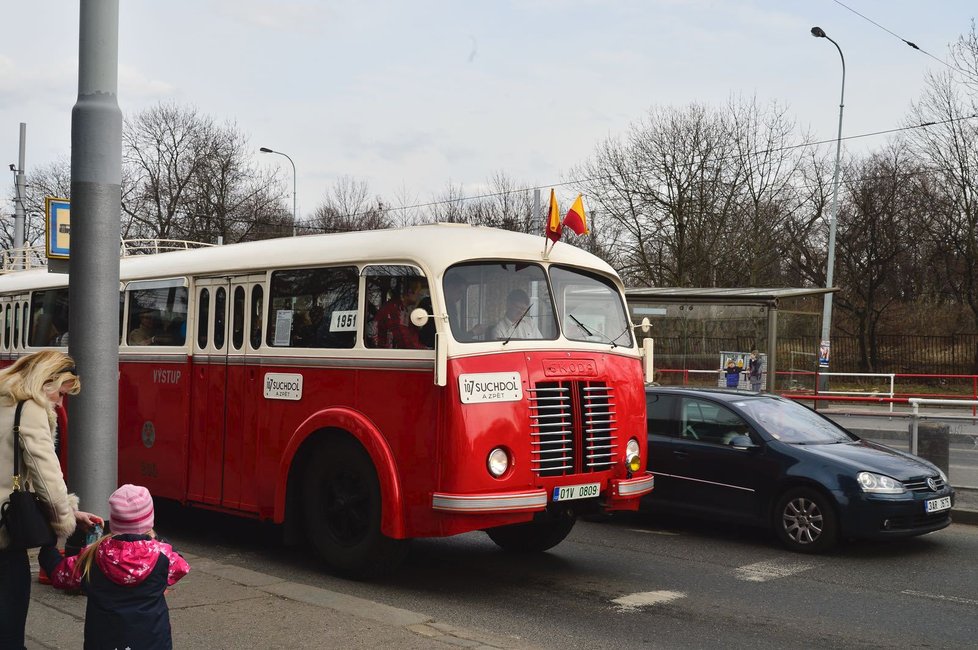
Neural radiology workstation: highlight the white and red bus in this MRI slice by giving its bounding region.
[0,224,653,576]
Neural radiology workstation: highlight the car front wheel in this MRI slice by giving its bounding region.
[774,488,838,553]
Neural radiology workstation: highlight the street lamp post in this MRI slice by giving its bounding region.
[811,26,845,392]
[259,146,297,236]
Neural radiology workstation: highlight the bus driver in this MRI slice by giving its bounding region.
[491,289,542,340]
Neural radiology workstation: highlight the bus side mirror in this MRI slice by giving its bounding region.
[410,307,430,327]
[631,317,651,333]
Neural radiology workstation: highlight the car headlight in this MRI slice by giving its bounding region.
[487,447,510,478]
[937,468,948,483]
[625,438,641,473]
[857,471,906,494]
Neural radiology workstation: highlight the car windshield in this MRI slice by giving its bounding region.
[736,398,855,444]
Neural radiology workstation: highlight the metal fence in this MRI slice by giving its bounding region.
[653,334,978,376]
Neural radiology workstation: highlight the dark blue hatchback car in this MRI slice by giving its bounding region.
[643,387,955,553]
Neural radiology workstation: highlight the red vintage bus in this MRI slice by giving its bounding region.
[0,225,653,576]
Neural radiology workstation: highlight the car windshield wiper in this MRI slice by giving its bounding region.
[502,303,533,346]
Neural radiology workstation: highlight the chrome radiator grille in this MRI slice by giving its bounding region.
[528,381,618,477]
[904,476,947,492]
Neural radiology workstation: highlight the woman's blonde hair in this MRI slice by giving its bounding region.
[0,350,81,405]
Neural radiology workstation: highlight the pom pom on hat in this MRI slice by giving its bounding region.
[109,484,154,535]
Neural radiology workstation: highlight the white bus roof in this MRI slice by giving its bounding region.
[0,224,618,292]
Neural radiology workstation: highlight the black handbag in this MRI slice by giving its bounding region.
[0,402,57,549]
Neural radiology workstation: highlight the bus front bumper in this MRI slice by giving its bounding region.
[431,473,654,514]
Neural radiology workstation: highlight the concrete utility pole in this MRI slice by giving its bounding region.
[13,123,27,256]
[68,0,122,514]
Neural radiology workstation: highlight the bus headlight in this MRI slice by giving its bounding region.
[625,438,642,473]
[487,447,510,478]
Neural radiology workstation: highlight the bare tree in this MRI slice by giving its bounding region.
[907,63,978,328]
[309,176,391,233]
[574,101,808,288]
[461,172,536,233]
[121,103,291,244]
[833,145,919,370]
[726,96,809,286]
[123,103,216,239]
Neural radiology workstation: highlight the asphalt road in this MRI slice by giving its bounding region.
[158,502,978,649]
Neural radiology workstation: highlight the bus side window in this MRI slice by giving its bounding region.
[197,288,210,349]
[362,266,430,350]
[29,288,69,347]
[214,287,227,350]
[266,266,358,349]
[232,286,245,350]
[126,285,188,346]
[250,285,263,350]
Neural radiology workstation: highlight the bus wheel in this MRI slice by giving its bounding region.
[486,517,576,553]
[303,438,408,578]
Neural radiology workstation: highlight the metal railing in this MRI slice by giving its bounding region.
[1,240,216,273]
[909,398,978,456]
[0,246,47,272]
[120,239,215,256]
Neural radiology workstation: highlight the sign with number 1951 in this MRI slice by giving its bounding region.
[331,310,358,332]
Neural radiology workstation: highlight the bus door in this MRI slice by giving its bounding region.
[187,275,264,512]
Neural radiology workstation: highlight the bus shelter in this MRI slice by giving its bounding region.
[625,287,836,392]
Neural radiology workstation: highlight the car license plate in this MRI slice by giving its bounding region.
[552,482,600,502]
[925,496,951,513]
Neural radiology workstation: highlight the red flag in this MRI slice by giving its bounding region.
[563,194,588,235]
[546,189,562,242]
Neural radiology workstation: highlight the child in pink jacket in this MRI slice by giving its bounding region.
[39,484,190,650]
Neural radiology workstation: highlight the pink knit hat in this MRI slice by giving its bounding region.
[108,484,155,535]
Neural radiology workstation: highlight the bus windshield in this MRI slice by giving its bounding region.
[550,265,633,347]
[443,262,630,346]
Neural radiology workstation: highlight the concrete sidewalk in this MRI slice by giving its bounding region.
[25,552,529,649]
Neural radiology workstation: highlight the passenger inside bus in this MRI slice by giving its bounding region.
[128,310,161,346]
[491,289,543,340]
[373,277,430,349]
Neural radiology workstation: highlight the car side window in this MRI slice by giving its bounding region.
[647,394,680,438]
[681,398,751,446]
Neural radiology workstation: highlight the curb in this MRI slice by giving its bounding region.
[952,508,978,526]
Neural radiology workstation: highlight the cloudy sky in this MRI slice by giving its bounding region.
[1,0,976,220]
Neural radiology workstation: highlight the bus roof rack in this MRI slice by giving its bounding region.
[120,239,216,257]
[0,239,216,273]
[0,246,46,273]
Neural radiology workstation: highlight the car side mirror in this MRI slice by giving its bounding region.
[728,435,757,450]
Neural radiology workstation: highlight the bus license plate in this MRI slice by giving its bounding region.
[553,483,601,502]
[925,496,951,513]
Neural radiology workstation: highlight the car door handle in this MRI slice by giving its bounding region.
[673,450,689,459]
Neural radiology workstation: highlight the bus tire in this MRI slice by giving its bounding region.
[485,517,576,553]
[303,437,408,578]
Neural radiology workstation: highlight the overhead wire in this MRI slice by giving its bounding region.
[830,0,978,85]
[289,113,978,228]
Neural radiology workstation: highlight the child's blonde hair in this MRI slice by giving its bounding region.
[73,529,157,582]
